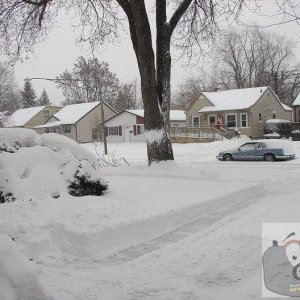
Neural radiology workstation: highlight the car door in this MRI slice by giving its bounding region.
[235,143,257,160]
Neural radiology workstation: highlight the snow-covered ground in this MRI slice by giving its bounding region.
[1,129,300,299]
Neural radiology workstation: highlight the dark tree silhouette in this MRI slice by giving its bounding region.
[38,88,51,105]
[21,81,37,108]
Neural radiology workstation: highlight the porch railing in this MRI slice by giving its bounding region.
[170,126,226,143]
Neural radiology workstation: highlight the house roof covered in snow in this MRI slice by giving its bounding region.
[293,93,300,106]
[281,102,292,110]
[54,101,100,125]
[4,106,47,127]
[198,86,291,113]
[125,109,186,121]
[126,110,144,118]
[36,101,116,128]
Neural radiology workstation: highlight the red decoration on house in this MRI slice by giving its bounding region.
[216,113,222,130]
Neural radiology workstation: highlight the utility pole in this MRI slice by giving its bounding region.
[99,87,108,155]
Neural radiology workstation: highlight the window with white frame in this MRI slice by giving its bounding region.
[192,116,200,127]
[108,126,119,136]
[226,114,237,128]
[259,113,262,122]
[63,125,71,133]
[240,113,248,128]
[272,111,276,119]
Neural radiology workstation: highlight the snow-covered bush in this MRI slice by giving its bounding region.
[0,128,108,202]
[0,190,15,203]
[0,141,21,153]
[68,169,108,197]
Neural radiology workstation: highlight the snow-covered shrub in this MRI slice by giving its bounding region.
[0,190,15,203]
[68,169,108,197]
[0,141,20,153]
[0,128,108,202]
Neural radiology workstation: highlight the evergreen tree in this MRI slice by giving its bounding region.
[38,89,51,106]
[21,81,37,108]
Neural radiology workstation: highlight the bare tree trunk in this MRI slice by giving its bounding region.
[123,0,174,165]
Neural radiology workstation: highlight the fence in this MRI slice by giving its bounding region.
[170,126,224,143]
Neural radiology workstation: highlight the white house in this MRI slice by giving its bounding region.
[105,109,186,143]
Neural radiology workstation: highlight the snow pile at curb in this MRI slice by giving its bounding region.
[0,233,52,300]
[0,128,107,202]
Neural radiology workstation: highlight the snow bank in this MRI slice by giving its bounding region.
[0,128,106,202]
[0,128,41,150]
[0,128,95,161]
[0,233,52,300]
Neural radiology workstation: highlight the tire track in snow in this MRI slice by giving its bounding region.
[105,183,264,263]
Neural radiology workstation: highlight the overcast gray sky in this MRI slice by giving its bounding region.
[10,2,300,105]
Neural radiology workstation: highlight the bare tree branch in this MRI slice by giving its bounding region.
[169,0,192,35]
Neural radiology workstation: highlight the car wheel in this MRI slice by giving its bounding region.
[223,154,233,161]
[264,153,275,162]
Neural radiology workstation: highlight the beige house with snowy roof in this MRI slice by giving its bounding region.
[34,101,117,143]
[105,109,186,142]
[3,105,62,129]
[186,86,292,138]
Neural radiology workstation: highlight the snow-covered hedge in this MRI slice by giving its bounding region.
[0,128,108,202]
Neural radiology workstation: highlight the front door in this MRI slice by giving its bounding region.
[124,124,132,142]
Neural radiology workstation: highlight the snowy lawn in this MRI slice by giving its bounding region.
[1,129,300,299]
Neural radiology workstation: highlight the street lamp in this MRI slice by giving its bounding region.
[25,77,108,154]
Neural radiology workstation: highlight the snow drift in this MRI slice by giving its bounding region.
[0,233,52,300]
[0,128,107,202]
